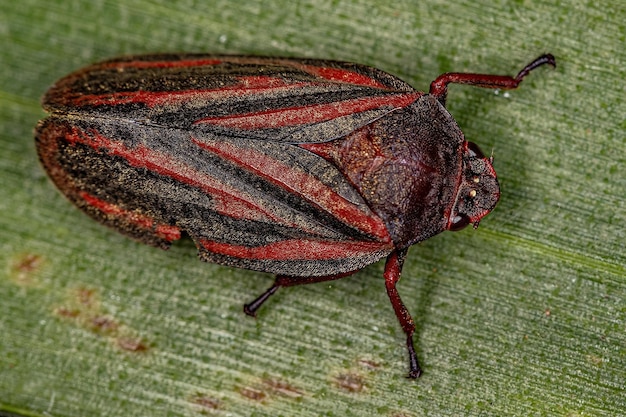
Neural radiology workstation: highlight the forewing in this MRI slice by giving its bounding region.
[42,54,421,143]
[36,115,394,276]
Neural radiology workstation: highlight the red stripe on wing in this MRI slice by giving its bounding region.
[69,76,309,107]
[193,137,392,242]
[297,64,389,89]
[194,93,420,129]
[79,191,182,242]
[200,238,391,261]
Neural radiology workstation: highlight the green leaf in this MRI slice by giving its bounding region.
[1,1,624,416]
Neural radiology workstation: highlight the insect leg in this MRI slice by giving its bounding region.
[243,271,358,317]
[429,54,556,105]
[383,248,422,379]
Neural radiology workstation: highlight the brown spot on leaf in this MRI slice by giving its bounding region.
[238,386,267,402]
[334,372,365,393]
[77,287,96,306]
[190,393,221,411]
[54,287,101,324]
[15,253,43,272]
[117,337,148,352]
[8,253,44,286]
[262,378,304,398]
[357,358,381,370]
[55,307,81,318]
[91,315,119,334]
[54,286,150,353]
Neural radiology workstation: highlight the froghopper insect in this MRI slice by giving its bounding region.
[36,53,556,378]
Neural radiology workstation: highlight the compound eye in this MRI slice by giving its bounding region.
[467,142,485,159]
[449,214,471,231]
